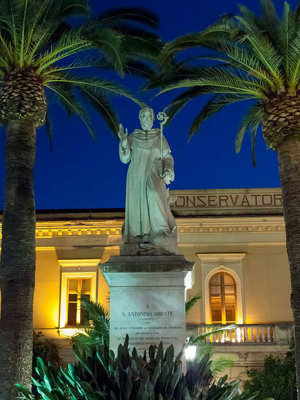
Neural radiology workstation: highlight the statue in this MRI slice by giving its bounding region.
[118,106,178,255]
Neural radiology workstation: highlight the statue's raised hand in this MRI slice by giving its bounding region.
[118,123,128,142]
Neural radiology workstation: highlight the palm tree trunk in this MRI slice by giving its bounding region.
[0,120,36,399]
[277,137,300,399]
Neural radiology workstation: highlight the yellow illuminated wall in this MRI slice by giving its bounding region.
[27,216,293,341]
[185,244,292,326]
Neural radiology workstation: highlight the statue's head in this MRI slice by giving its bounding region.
[139,106,154,131]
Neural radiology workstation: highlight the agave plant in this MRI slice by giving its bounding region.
[17,336,257,400]
[146,0,300,394]
[73,296,235,379]
[0,1,161,397]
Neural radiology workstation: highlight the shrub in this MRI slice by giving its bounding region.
[33,331,61,370]
[72,296,234,378]
[17,336,256,400]
[243,355,296,400]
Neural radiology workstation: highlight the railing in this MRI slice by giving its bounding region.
[192,324,293,344]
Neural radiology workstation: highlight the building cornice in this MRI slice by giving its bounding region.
[196,253,247,262]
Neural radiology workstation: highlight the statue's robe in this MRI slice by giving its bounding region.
[119,128,176,247]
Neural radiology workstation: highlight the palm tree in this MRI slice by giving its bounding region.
[0,1,161,398]
[147,0,300,395]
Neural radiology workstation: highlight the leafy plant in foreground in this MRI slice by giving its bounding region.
[33,331,61,374]
[73,296,235,378]
[17,336,257,400]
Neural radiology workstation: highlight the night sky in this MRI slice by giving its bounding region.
[0,0,297,210]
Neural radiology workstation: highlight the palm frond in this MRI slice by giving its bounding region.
[82,26,125,75]
[97,7,159,29]
[46,81,97,139]
[188,93,253,138]
[79,86,119,135]
[260,0,279,40]
[124,60,154,78]
[241,34,282,85]
[47,73,145,106]
[58,0,90,18]
[158,68,264,98]
[146,63,203,91]
[250,120,260,167]
[151,0,300,159]
[23,0,57,57]
[119,28,162,63]
[236,4,263,37]
[287,32,300,91]
[235,102,263,166]
[0,1,159,140]
[185,293,201,316]
[163,88,209,123]
[210,357,235,376]
[187,325,237,345]
[71,297,110,350]
[35,29,91,71]
[45,113,53,151]
[43,56,114,75]
[160,14,237,66]
[209,43,276,88]
[277,1,292,77]
[19,0,29,66]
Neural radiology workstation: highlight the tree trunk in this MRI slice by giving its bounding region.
[277,137,300,399]
[0,120,36,399]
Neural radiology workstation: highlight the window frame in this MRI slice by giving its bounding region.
[209,271,237,324]
[197,253,245,325]
[59,260,99,330]
[66,277,92,327]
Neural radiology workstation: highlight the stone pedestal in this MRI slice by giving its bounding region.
[100,255,194,356]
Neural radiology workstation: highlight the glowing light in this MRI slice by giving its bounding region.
[236,327,242,343]
[59,328,81,338]
[185,345,197,361]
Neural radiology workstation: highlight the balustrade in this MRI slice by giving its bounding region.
[196,324,275,344]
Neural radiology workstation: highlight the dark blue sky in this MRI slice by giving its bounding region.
[0,0,296,210]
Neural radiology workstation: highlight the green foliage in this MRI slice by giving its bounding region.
[32,332,62,396]
[147,0,300,161]
[0,0,161,135]
[72,295,202,352]
[210,357,235,377]
[73,297,234,380]
[185,293,201,316]
[33,331,61,371]
[186,337,235,379]
[243,355,296,400]
[187,324,236,346]
[71,296,110,351]
[17,336,256,400]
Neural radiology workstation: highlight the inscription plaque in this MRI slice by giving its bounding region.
[101,255,194,356]
[110,287,185,354]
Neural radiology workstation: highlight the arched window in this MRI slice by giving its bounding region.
[209,272,237,324]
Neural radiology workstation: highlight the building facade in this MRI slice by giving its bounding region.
[24,188,293,380]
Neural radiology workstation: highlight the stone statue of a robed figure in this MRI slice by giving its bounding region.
[102,106,193,356]
[118,106,178,255]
